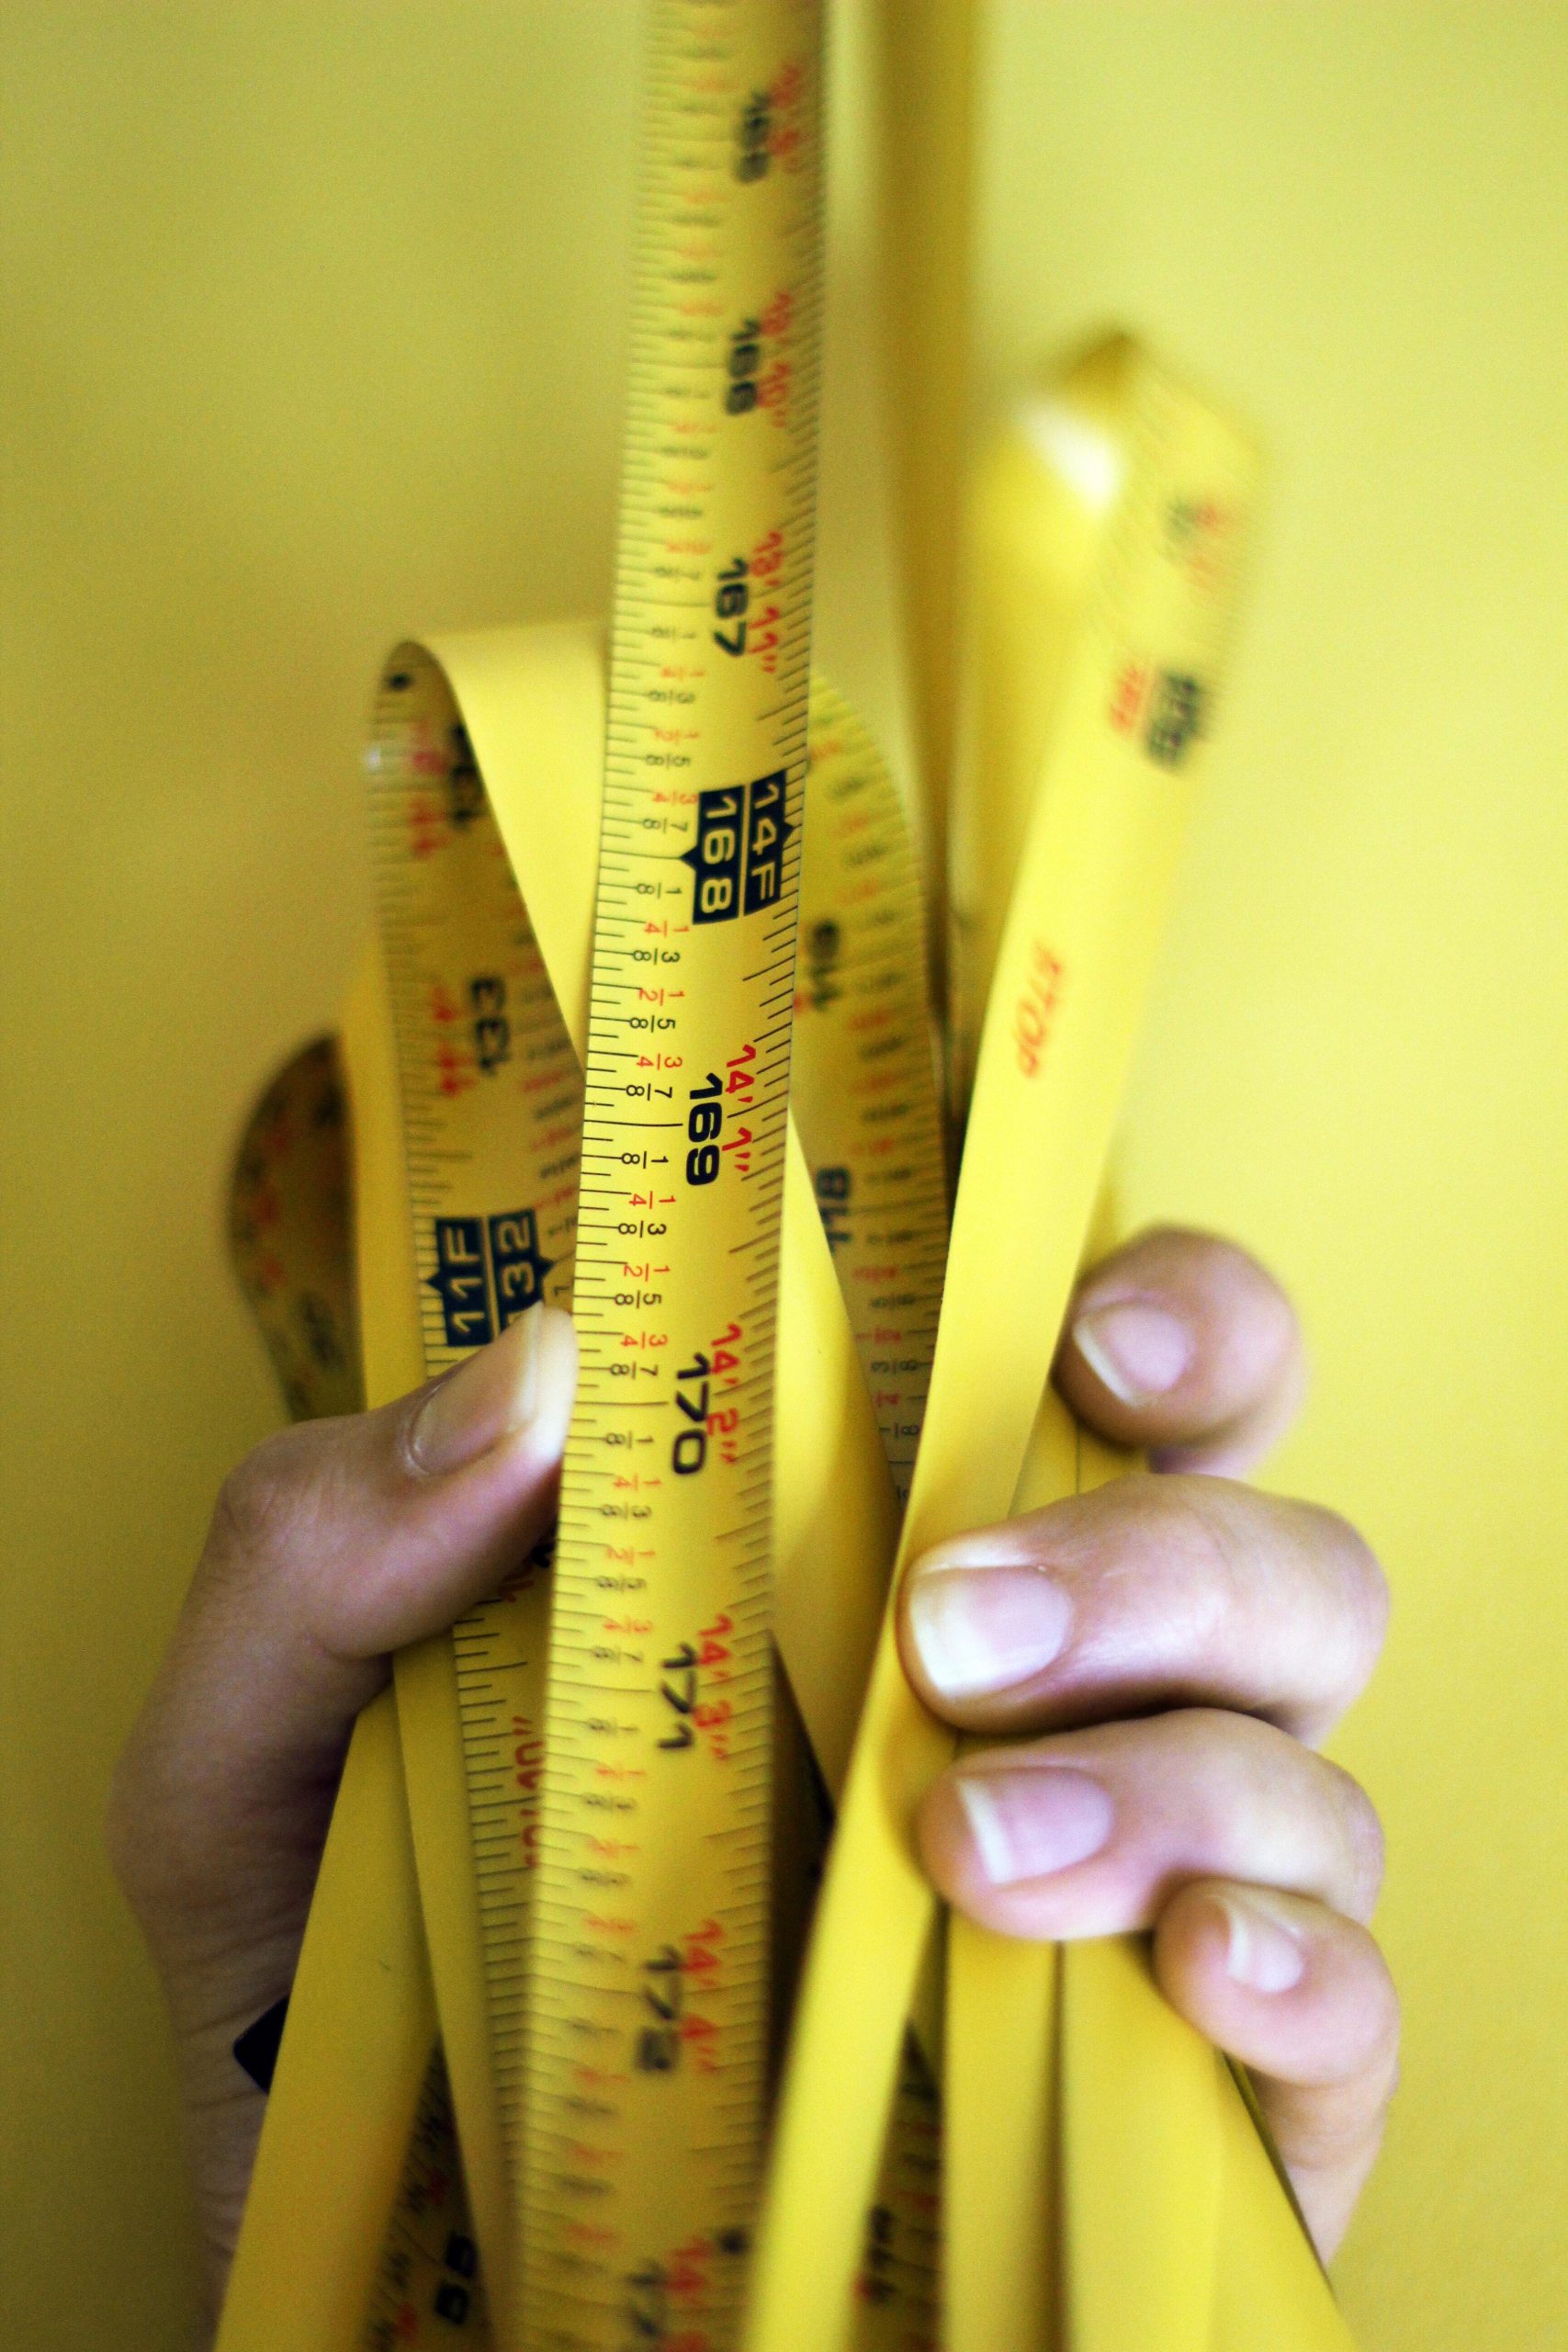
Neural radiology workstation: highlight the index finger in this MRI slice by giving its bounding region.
[1055,1226,1306,1476]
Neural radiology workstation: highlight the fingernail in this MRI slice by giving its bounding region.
[408,1306,574,1477]
[1072,1298,1193,1406]
[955,1767,1113,1887]
[1217,1888,1308,1994]
[908,1566,1072,1700]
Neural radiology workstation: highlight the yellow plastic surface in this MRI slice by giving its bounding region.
[7,11,1567,2352]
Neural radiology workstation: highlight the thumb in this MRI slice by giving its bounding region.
[111,1305,576,1932]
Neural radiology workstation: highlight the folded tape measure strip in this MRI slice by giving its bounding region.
[214,1,1354,2344]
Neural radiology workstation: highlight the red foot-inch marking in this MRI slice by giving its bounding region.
[394,2304,418,2341]
[772,54,806,108]
[1110,656,1153,734]
[566,2222,619,2252]
[570,2062,631,2091]
[848,1006,893,1033]
[682,1917,725,1979]
[1014,941,1066,1079]
[249,1182,281,1233]
[434,1041,473,1099]
[809,733,842,764]
[668,2231,716,2299]
[758,359,791,418]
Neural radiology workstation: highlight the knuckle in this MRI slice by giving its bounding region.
[210,1425,322,1566]
[1305,1501,1390,1655]
[1322,1759,1386,1917]
[1279,2066,1396,2178]
[1091,1475,1240,1635]
[1136,1483,1255,1659]
[1347,1942,1403,2080]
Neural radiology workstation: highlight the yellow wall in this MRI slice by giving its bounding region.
[2,6,1562,2346]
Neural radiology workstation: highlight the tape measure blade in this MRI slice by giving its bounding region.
[216,1691,435,2352]
[1210,2069,1358,2351]
[945,1919,1058,2352]
[852,2030,944,2349]
[521,6,827,2342]
[791,681,949,1508]
[939,1384,1071,2352]
[747,350,1259,2352]
[360,2044,491,2349]
[743,1617,948,2352]
[1060,1937,1224,2350]
[344,861,522,2328]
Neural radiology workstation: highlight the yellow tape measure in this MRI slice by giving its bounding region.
[522,6,824,2334]
[212,3,1363,2346]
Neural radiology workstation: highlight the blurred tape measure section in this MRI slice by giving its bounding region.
[215,3,1346,2349]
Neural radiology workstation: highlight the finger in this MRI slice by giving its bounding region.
[1153,1881,1400,2258]
[112,1305,575,1885]
[1055,1226,1306,1475]
[899,1471,1387,1743]
[916,1708,1384,1941]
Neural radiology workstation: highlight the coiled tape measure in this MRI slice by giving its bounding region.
[216,4,1358,2348]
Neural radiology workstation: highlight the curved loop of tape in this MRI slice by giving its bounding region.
[219,343,1347,2352]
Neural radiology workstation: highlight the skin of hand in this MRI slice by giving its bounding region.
[108,1227,1394,2328]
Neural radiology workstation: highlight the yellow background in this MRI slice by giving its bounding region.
[3,5,1563,2346]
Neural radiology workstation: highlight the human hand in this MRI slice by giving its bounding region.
[110,1229,1392,2327]
[107,1305,579,2323]
[900,1227,1395,2260]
